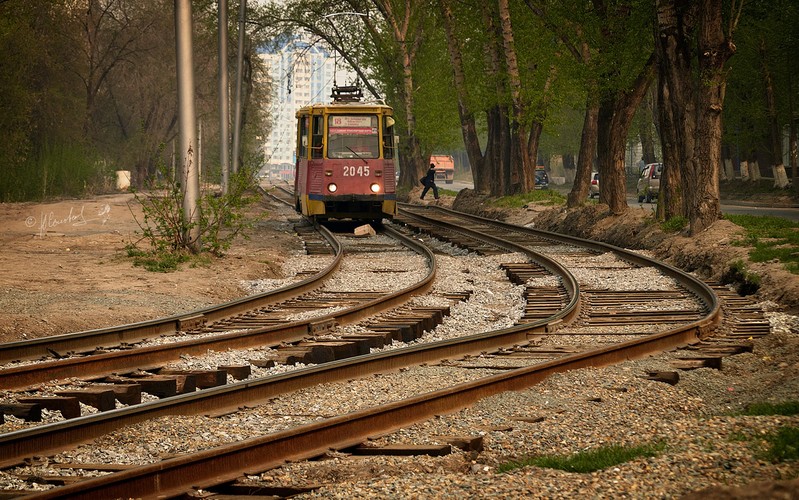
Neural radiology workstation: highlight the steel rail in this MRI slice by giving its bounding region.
[0,227,431,390]
[10,209,722,498]
[402,203,721,319]
[0,224,342,365]
[0,221,578,468]
[22,302,715,500]
[396,206,580,325]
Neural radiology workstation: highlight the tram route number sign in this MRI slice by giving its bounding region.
[330,115,376,135]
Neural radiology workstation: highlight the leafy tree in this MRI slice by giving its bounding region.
[656,0,741,234]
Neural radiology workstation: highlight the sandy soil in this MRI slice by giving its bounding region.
[0,193,294,343]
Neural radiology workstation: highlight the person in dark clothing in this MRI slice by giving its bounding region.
[420,163,439,200]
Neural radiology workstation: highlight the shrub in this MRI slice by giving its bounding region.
[127,160,261,271]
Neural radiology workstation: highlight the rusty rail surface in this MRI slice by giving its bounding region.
[0,223,341,365]
[10,207,721,498]
[0,226,435,390]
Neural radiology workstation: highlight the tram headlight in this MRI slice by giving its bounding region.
[370,183,381,193]
[327,183,338,193]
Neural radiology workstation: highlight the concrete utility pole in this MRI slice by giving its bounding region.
[231,0,247,175]
[218,0,231,194]
[175,0,201,251]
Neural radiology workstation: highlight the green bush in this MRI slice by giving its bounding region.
[0,141,110,202]
[127,161,261,271]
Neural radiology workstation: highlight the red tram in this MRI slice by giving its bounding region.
[294,86,397,222]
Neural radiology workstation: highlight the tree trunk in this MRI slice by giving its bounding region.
[760,38,789,188]
[597,54,656,214]
[639,90,658,164]
[687,0,735,234]
[439,0,483,192]
[568,96,599,207]
[655,0,695,220]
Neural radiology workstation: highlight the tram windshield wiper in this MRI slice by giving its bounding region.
[346,146,368,163]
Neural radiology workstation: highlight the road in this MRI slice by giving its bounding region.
[443,180,799,222]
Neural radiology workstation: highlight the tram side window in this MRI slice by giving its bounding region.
[311,115,324,159]
[327,115,379,159]
[383,116,395,159]
[298,116,309,159]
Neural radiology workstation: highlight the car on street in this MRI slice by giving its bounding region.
[534,168,549,189]
[589,172,600,198]
[637,162,663,203]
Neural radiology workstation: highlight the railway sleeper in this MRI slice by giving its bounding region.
[346,443,453,457]
[54,388,117,412]
[671,356,723,370]
[99,374,189,398]
[205,482,321,498]
[0,402,41,422]
[157,369,227,389]
[17,396,81,419]
[217,364,251,380]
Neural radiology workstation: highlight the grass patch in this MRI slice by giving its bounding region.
[761,426,799,463]
[660,215,689,233]
[498,442,666,474]
[739,401,799,417]
[725,214,799,274]
[490,189,566,208]
[125,243,191,273]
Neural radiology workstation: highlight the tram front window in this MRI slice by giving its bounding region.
[327,115,380,159]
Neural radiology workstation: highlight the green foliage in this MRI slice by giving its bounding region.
[725,214,799,274]
[721,259,762,296]
[127,160,262,271]
[499,442,666,474]
[0,142,111,202]
[125,243,191,273]
[660,215,689,233]
[761,427,799,463]
[739,401,799,416]
[490,190,567,208]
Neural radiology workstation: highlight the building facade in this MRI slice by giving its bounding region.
[260,37,349,180]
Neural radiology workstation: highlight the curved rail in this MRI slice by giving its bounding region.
[0,226,434,390]
[10,206,723,498]
[0,224,342,365]
[401,203,720,322]
[0,226,440,466]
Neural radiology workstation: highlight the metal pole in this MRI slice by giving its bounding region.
[218,0,230,193]
[231,0,247,175]
[175,0,201,251]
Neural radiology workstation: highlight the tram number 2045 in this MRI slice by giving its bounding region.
[343,165,370,177]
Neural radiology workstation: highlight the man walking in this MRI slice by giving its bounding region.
[420,163,439,200]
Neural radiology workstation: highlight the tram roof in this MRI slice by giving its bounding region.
[296,101,393,116]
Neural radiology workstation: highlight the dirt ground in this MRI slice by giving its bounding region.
[0,192,294,343]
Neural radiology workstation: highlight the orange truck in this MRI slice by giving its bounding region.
[429,155,455,184]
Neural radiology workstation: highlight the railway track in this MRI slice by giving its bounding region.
[1,199,776,498]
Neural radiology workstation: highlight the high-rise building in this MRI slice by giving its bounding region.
[260,37,351,179]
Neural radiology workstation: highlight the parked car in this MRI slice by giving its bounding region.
[589,172,600,198]
[637,162,663,203]
[534,168,549,189]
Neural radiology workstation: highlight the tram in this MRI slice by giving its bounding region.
[293,86,397,222]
